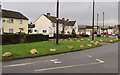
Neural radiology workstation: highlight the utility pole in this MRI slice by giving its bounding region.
[92,0,95,40]
[97,13,99,34]
[103,12,104,37]
[56,0,59,44]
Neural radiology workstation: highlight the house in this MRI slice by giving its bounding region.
[1,9,29,34]
[78,25,99,36]
[30,13,78,37]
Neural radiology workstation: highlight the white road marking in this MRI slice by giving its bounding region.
[53,61,61,64]
[3,63,32,67]
[50,59,59,62]
[34,62,102,72]
[96,59,104,63]
[81,53,92,58]
[3,59,58,68]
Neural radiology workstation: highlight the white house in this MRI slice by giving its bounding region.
[30,13,78,37]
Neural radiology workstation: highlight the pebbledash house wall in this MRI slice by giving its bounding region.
[2,17,28,34]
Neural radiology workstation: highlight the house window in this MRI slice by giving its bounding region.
[19,28,24,31]
[20,19,23,24]
[42,30,47,33]
[2,20,5,22]
[8,18,14,23]
[52,23,55,27]
[9,29,14,33]
[34,30,37,32]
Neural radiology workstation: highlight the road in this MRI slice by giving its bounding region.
[2,42,118,73]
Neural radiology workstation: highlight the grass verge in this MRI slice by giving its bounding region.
[2,40,101,61]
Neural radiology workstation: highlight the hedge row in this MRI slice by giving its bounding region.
[2,34,49,45]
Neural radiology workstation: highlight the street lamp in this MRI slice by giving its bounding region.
[103,12,104,37]
[92,0,95,40]
[56,0,59,44]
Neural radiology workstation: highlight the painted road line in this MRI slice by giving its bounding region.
[3,63,32,67]
[34,62,102,72]
[81,53,92,58]
[96,59,104,63]
[50,59,59,62]
[53,61,61,64]
[3,59,58,68]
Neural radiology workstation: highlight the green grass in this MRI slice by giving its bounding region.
[70,37,119,43]
[2,40,101,61]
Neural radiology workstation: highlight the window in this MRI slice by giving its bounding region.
[8,18,14,23]
[42,30,47,33]
[34,30,37,32]
[9,29,13,33]
[20,19,23,24]
[2,20,5,22]
[19,28,24,31]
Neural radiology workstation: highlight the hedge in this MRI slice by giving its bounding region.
[49,34,75,39]
[2,34,49,45]
[25,34,49,43]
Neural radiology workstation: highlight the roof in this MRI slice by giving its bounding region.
[2,9,29,20]
[78,25,93,29]
[43,14,76,26]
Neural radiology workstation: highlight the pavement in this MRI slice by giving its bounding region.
[2,42,118,73]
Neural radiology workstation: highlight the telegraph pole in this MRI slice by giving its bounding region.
[97,13,99,33]
[103,12,104,37]
[92,0,95,40]
[56,0,59,44]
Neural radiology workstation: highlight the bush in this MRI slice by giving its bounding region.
[25,34,49,43]
[80,34,89,37]
[2,34,49,45]
[52,34,71,39]
[2,34,25,45]
[97,34,101,37]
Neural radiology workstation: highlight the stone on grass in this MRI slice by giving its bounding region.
[2,52,12,57]
[80,45,84,48]
[88,39,91,41]
[99,39,103,42]
[87,44,92,47]
[90,41,94,43]
[30,49,38,54]
[81,39,84,41]
[67,46,74,49]
[110,40,113,42]
[49,49,56,52]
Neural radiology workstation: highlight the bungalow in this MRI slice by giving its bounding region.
[1,9,29,34]
[30,13,78,37]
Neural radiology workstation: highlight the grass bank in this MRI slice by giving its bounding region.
[2,40,101,61]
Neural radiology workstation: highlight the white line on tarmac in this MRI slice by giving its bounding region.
[3,59,58,68]
[96,59,104,63]
[81,53,92,58]
[34,62,102,72]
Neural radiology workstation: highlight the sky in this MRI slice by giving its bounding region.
[1,0,120,27]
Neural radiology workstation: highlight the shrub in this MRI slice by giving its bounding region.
[25,34,49,43]
[80,34,89,37]
[2,34,49,45]
[2,34,25,45]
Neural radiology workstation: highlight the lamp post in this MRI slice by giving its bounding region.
[97,13,99,34]
[92,0,95,40]
[56,0,59,44]
[103,12,104,37]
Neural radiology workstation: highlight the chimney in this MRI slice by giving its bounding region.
[47,13,50,16]
[67,19,69,22]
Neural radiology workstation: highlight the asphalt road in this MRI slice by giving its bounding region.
[2,42,118,73]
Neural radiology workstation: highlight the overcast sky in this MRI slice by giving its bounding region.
[1,0,120,27]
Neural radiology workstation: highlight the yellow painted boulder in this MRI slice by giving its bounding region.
[2,52,12,57]
[30,49,38,54]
